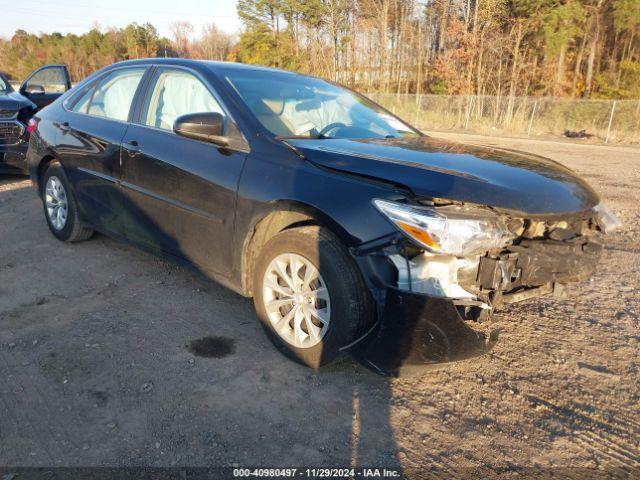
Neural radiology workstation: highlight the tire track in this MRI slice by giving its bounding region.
[580,430,640,465]
[575,431,640,468]
[526,394,640,468]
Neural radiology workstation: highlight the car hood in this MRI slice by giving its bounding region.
[0,90,36,114]
[288,136,600,215]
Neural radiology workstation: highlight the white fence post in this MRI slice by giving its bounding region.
[605,100,617,144]
[527,100,538,137]
[414,94,422,125]
[464,95,474,130]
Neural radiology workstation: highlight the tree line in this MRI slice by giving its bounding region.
[0,22,234,83]
[1,0,639,99]
[233,0,640,99]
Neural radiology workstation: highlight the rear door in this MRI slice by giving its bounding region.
[20,65,71,109]
[57,66,148,233]
[120,66,248,276]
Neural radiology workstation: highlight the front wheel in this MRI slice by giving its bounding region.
[253,226,374,368]
[42,162,94,242]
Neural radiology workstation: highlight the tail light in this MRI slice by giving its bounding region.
[27,118,39,134]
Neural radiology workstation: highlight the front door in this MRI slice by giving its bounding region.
[120,67,247,277]
[20,65,72,109]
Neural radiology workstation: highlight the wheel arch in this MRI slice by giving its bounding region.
[35,154,60,195]
[240,200,357,297]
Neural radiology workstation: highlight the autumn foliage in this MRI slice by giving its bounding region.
[1,0,639,100]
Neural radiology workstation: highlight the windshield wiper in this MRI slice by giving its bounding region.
[276,134,328,140]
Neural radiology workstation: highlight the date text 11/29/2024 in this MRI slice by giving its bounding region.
[232,468,401,477]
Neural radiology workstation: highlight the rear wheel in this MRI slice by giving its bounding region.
[42,162,93,242]
[253,226,374,368]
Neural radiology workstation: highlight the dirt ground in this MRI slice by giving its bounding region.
[0,133,638,477]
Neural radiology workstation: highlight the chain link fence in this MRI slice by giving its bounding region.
[369,93,640,145]
[8,79,640,144]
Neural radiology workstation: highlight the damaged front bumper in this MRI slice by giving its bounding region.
[351,204,612,376]
[475,236,601,308]
[356,287,497,376]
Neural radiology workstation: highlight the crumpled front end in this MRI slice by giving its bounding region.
[352,201,617,376]
[0,104,34,174]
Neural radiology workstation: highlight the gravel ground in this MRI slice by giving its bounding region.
[0,133,638,477]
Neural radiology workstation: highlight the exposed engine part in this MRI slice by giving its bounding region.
[514,215,596,239]
[381,216,603,313]
[502,283,553,304]
[477,238,601,289]
[355,206,605,324]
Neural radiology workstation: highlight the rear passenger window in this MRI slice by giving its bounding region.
[83,68,145,121]
[141,69,224,131]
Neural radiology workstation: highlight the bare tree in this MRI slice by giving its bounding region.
[194,23,234,61]
[169,21,195,57]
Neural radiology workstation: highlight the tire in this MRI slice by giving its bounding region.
[253,226,374,368]
[41,161,94,243]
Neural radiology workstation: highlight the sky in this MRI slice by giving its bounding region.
[0,0,241,39]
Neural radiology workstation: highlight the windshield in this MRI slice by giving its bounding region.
[224,69,419,140]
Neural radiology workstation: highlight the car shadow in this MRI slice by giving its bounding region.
[105,186,500,470]
[0,174,29,186]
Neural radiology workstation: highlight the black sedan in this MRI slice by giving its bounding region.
[0,65,71,174]
[26,59,620,373]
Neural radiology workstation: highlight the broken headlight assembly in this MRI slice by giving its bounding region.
[365,198,617,321]
[373,199,515,257]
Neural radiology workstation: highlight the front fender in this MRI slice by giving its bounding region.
[233,145,402,294]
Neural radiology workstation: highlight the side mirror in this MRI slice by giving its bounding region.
[24,84,45,95]
[173,112,229,147]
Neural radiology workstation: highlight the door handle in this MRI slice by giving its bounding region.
[123,140,141,157]
[56,121,71,133]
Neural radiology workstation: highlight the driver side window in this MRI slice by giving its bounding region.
[142,69,224,131]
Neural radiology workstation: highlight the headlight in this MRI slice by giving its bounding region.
[373,199,514,256]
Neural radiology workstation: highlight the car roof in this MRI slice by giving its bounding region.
[111,58,299,76]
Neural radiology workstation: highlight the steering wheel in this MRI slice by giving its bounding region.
[319,122,347,137]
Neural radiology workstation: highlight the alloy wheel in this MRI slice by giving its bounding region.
[45,176,68,231]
